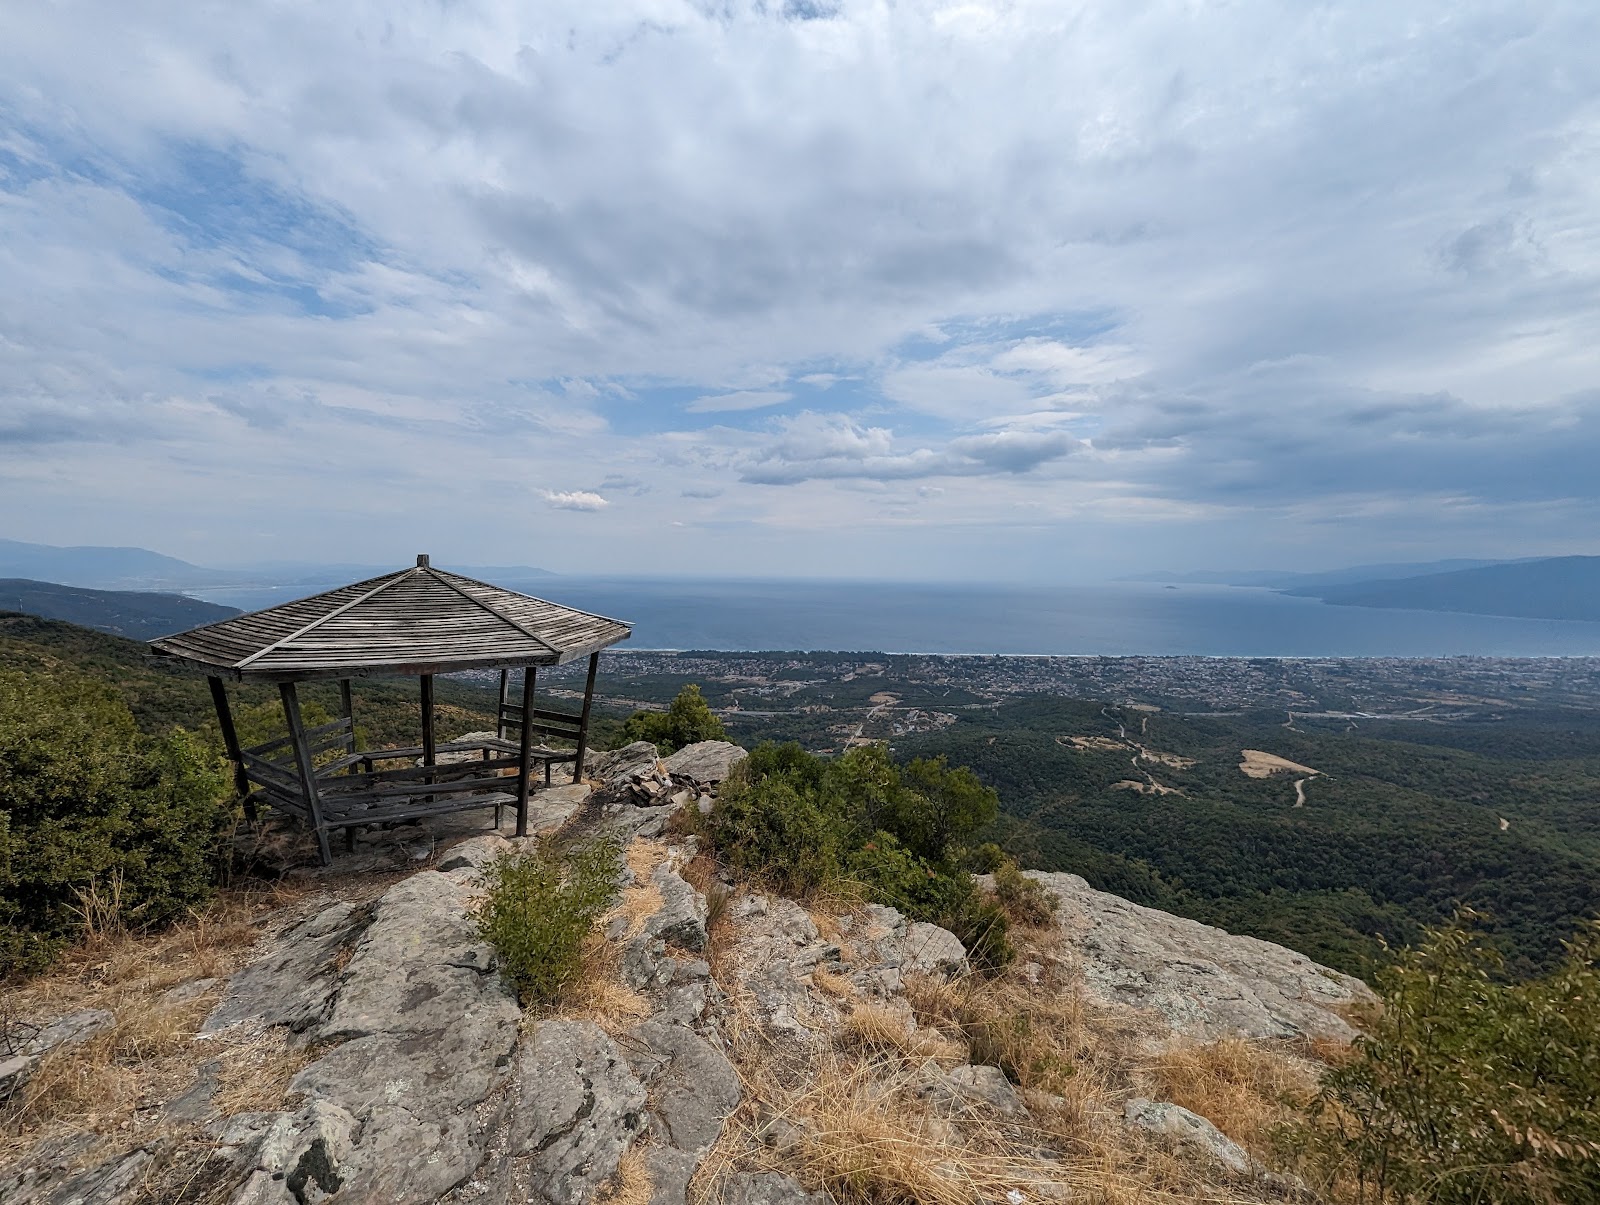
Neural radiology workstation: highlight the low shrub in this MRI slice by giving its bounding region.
[1287,914,1600,1204]
[621,684,726,754]
[0,669,233,978]
[710,741,1013,971]
[473,831,623,1006]
[991,859,1057,926]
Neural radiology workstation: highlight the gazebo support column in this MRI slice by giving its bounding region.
[207,676,253,823]
[338,679,355,753]
[515,668,536,837]
[496,669,510,740]
[280,682,334,866]
[573,652,600,783]
[420,674,437,767]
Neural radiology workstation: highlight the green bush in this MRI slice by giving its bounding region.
[0,669,233,977]
[1288,914,1600,1204]
[472,831,622,1006]
[622,684,727,754]
[710,741,1013,971]
[992,859,1058,926]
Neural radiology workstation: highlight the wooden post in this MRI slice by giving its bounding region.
[338,679,355,753]
[420,673,436,803]
[573,652,600,783]
[496,669,510,741]
[515,667,536,837]
[207,676,253,820]
[420,674,437,767]
[281,682,334,866]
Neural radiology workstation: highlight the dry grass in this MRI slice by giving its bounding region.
[811,967,857,1001]
[1142,1038,1318,1157]
[210,1027,317,1115]
[838,1002,962,1064]
[553,932,651,1035]
[0,884,301,1170]
[597,1144,656,1205]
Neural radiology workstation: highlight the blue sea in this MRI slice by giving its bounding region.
[188,578,1600,658]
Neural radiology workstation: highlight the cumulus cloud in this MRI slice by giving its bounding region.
[541,490,609,512]
[0,0,1597,575]
[686,390,793,413]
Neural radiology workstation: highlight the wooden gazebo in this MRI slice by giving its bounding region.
[150,555,631,865]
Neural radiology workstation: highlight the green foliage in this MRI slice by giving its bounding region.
[622,684,727,754]
[968,841,1008,874]
[899,696,1600,977]
[1288,915,1600,1204]
[472,831,623,1006]
[992,859,1058,926]
[0,669,233,977]
[710,741,1012,970]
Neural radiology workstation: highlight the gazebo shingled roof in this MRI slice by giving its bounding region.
[150,557,630,681]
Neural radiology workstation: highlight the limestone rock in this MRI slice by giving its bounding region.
[726,896,845,1044]
[837,904,967,980]
[0,1008,115,1101]
[1030,872,1376,1041]
[9,1140,171,1205]
[643,1147,700,1205]
[627,1021,741,1152]
[943,1065,1023,1115]
[589,741,663,785]
[219,1101,357,1205]
[721,1172,829,1205]
[201,900,370,1037]
[661,741,747,786]
[487,1020,649,1205]
[205,870,520,1205]
[1123,1097,1251,1175]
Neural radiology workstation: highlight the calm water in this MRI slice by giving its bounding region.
[189,578,1600,658]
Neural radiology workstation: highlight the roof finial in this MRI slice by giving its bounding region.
[416,553,431,568]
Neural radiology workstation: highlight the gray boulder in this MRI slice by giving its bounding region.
[627,1021,741,1152]
[1029,872,1376,1041]
[1123,1097,1251,1175]
[721,1172,829,1205]
[483,1020,649,1205]
[661,741,747,786]
[837,905,967,980]
[201,900,370,1038]
[0,1008,115,1101]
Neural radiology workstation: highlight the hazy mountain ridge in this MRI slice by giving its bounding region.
[1135,555,1600,622]
[0,579,240,640]
[0,538,556,596]
[1289,556,1600,621]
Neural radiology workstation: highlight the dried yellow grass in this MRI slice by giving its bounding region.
[838,1003,962,1065]
[0,885,294,1168]
[597,1145,656,1205]
[811,967,857,1001]
[553,932,651,1034]
[1143,1038,1317,1157]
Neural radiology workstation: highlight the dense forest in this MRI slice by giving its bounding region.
[898,697,1600,978]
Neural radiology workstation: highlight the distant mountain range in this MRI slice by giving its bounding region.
[1134,556,1600,622]
[0,539,555,595]
[0,579,240,640]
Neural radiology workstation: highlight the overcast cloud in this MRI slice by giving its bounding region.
[1,1,1597,580]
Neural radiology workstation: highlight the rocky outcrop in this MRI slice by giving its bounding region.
[589,740,741,815]
[1123,1097,1252,1174]
[0,1009,115,1102]
[1029,871,1375,1041]
[3,734,1382,1205]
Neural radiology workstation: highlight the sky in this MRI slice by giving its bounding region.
[2,1,1598,582]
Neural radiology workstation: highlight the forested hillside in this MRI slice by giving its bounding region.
[898,698,1600,978]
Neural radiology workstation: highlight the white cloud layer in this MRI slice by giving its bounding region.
[0,1,1597,579]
